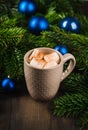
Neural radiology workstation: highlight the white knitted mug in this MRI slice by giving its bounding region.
[24,47,76,100]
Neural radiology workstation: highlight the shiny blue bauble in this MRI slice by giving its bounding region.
[28,16,50,35]
[54,45,61,52]
[18,0,36,14]
[59,46,68,55]
[1,77,15,91]
[54,45,68,55]
[60,17,80,33]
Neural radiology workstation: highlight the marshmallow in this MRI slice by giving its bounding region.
[44,61,57,69]
[29,49,39,60]
[27,49,60,69]
[44,52,60,63]
[29,49,44,61]
[30,58,46,69]
[35,51,44,60]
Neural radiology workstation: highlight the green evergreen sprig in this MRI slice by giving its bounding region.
[63,73,88,95]
[53,93,88,117]
[3,47,24,79]
[0,27,26,47]
[53,93,88,130]
[78,111,88,130]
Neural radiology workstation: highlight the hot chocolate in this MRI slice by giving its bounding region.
[27,49,60,69]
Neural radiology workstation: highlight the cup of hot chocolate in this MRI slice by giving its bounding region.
[24,47,76,100]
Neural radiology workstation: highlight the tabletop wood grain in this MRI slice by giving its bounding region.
[0,81,81,130]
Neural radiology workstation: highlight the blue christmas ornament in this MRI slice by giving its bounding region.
[60,17,80,33]
[54,45,68,55]
[18,0,36,14]
[54,45,61,52]
[18,0,28,13]
[59,46,68,55]
[28,16,49,35]
[1,77,15,91]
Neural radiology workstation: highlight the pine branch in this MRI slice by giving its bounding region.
[0,27,26,47]
[35,0,83,15]
[53,93,88,118]
[0,0,15,17]
[0,17,18,28]
[3,47,24,79]
[63,73,88,95]
[46,7,66,24]
[78,15,88,36]
[53,0,74,14]
[78,111,88,130]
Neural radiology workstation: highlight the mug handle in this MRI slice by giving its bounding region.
[61,53,76,82]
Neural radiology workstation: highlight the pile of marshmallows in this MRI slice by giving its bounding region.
[27,49,60,69]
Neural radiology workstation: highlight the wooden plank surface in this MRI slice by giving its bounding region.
[0,82,79,130]
[10,95,50,130]
[10,95,77,130]
[0,94,11,130]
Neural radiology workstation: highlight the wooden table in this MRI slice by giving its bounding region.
[0,81,79,130]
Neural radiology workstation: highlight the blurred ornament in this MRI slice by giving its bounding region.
[28,16,49,35]
[1,76,15,91]
[18,0,36,14]
[54,45,68,55]
[59,45,68,55]
[54,45,61,52]
[60,17,80,33]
